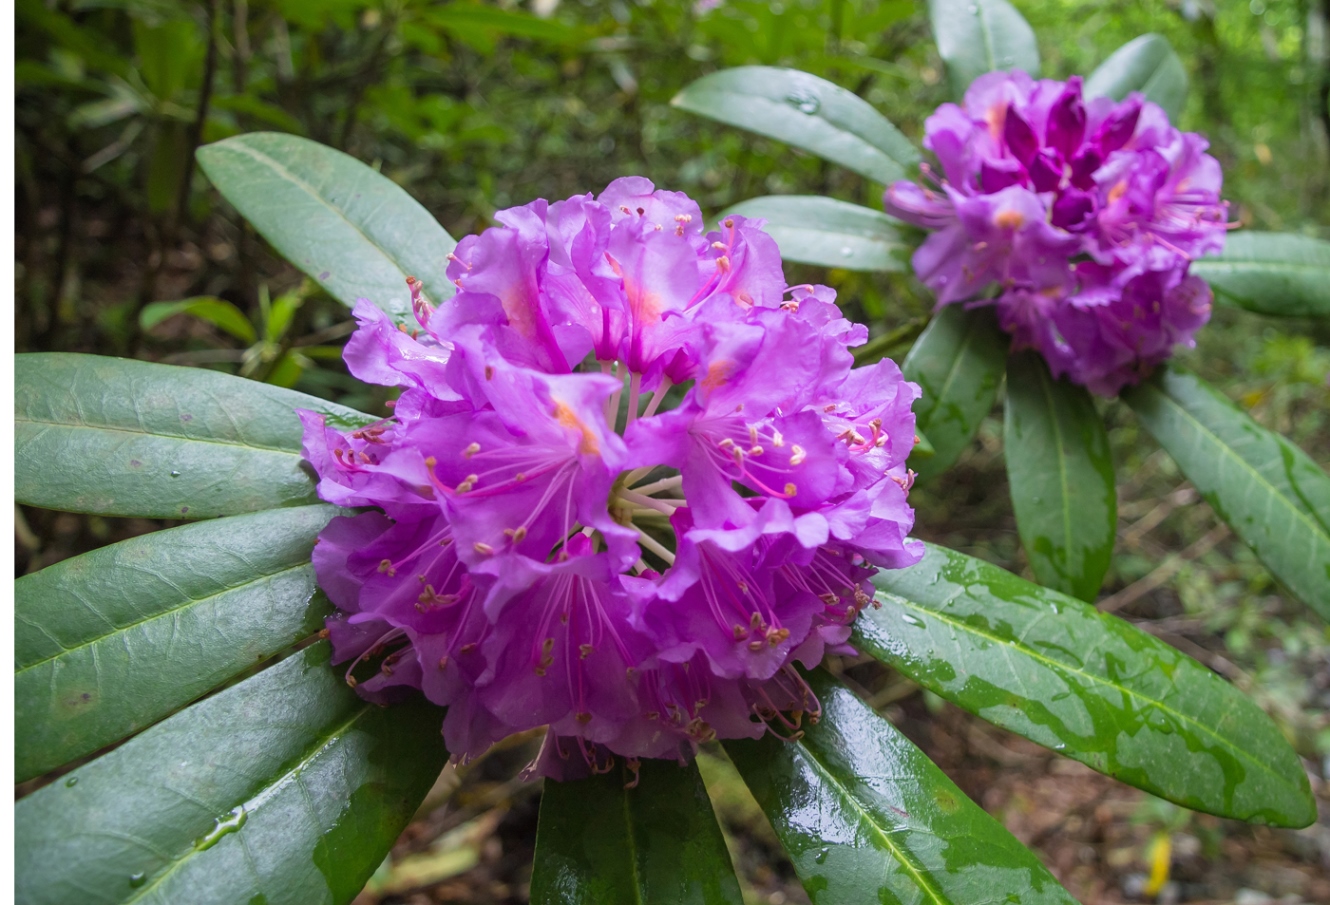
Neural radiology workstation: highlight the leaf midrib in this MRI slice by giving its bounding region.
[121,701,373,905]
[15,415,303,456]
[875,589,1299,795]
[15,561,313,675]
[792,741,951,904]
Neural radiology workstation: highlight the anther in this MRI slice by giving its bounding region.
[484,365,494,380]
[724,218,734,228]
[715,255,731,272]
[378,559,396,577]
[771,429,784,447]
[424,456,437,468]
[473,541,495,555]
[784,483,797,496]
[824,403,837,412]
[463,442,480,458]
[579,643,594,659]
[789,445,807,466]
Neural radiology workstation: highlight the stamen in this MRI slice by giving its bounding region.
[634,526,676,565]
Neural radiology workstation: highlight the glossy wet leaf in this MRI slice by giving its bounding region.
[858,543,1317,827]
[1122,365,1330,617]
[15,643,447,905]
[530,758,743,905]
[15,353,372,519]
[928,0,1041,100]
[15,505,338,782]
[139,297,256,344]
[726,672,1076,904]
[671,66,920,184]
[901,305,1009,482]
[1004,351,1116,601]
[197,132,457,323]
[1190,232,1330,319]
[719,196,906,272]
[1084,33,1188,120]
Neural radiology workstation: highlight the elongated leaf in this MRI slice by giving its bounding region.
[1191,232,1330,319]
[140,297,257,344]
[15,353,371,519]
[671,67,920,185]
[1004,351,1116,601]
[928,0,1041,100]
[15,505,338,782]
[726,672,1076,904]
[197,132,457,323]
[530,759,743,905]
[1084,33,1188,121]
[1122,365,1330,617]
[902,305,1009,481]
[858,543,1317,827]
[719,196,906,272]
[15,643,447,905]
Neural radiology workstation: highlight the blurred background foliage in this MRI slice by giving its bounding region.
[14,0,1330,900]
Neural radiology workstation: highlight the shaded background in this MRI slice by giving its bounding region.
[14,0,1330,901]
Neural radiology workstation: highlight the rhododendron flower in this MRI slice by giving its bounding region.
[301,178,923,778]
[885,72,1227,395]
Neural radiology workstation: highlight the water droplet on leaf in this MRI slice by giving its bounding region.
[839,246,854,258]
[64,776,78,787]
[129,873,147,889]
[900,612,925,628]
[170,471,181,478]
[814,847,829,864]
[785,90,820,114]
[194,806,248,851]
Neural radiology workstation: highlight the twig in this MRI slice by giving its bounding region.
[176,0,220,228]
[1098,525,1230,613]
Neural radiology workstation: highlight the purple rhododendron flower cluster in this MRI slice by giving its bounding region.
[885,72,1227,395]
[300,178,922,778]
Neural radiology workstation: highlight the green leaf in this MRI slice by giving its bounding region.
[901,305,1009,482]
[530,759,744,905]
[15,353,373,519]
[725,672,1076,904]
[15,643,447,905]
[858,543,1317,827]
[671,66,920,185]
[718,196,906,272]
[15,504,338,782]
[1084,33,1188,121]
[1191,232,1330,319]
[1004,351,1116,601]
[928,0,1041,100]
[1122,365,1330,617]
[196,132,457,324]
[140,297,257,344]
